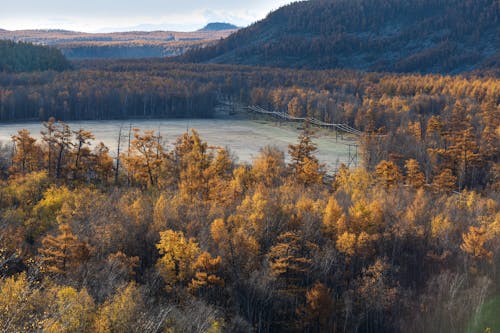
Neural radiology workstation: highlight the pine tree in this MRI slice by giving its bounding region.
[10,129,43,175]
[375,160,403,188]
[189,252,224,296]
[267,231,312,294]
[404,159,426,188]
[38,223,90,276]
[288,130,324,185]
[432,168,457,193]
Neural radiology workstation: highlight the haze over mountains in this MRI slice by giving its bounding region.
[0,25,238,59]
[182,0,500,74]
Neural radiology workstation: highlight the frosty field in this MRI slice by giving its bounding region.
[0,118,357,172]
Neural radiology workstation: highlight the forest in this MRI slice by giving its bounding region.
[0,40,70,73]
[0,72,498,331]
[180,0,500,73]
[0,4,499,329]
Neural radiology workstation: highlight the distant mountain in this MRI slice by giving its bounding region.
[0,40,70,72]
[182,0,500,74]
[199,23,238,31]
[0,29,234,59]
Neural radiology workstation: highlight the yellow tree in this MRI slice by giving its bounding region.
[94,283,144,333]
[38,223,91,277]
[267,231,313,294]
[432,168,457,193]
[375,160,403,188]
[92,142,114,183]
[322,196,346,237]
[206,147,234,205]
[122,129,166,188]
[189,251,224,296]
[404,158,426,188]
[288,130,324,185]
[425,115,444,148]
[175,129,212,202]
[0,273,45,332]
[461,226,493,262]
[348,200,384,235]
[440,102,481,189]
[10,129,43,175]
[210,217,260,279]
[252,145,286,187]
[156,229,200,292]
[235,187,273,245]
[43,286,95,333]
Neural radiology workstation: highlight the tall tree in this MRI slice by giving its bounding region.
[72,128,95,181]
[10,129,43,175]
[156,229,200,292]
[288,130,324,185]
[122,129,166,188]
[38,223,90,277]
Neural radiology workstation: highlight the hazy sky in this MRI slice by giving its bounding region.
[1,0,294,32]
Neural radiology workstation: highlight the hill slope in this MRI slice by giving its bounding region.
[181,0,500,73]
[199,22,238,31]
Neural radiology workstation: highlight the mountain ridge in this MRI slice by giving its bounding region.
[199,22,239,31]
[0,28,235,59]
[181,0,500,74]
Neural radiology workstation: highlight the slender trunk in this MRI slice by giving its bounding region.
[56,144,64,179]
[127,124,132,187]
[115,126,123,185]
[74,141,82,180]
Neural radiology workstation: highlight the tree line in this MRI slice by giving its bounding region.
[0,40,70,73]
[1,60,498,193]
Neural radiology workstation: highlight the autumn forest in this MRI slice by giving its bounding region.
[0,67,499,331]
[1,0,500,332]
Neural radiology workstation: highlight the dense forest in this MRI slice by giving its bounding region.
[0,99,498,331]
[58,41,212,59]
[1,0,500,331]
[0,58,499,333]
[0,40,70,72]
[181,0,500,73]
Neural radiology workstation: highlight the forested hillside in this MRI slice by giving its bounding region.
[182,0,500,73]
[0,40,70,72]
[199,23,239,31]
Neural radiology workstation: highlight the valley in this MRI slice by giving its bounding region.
[0,117,355,171]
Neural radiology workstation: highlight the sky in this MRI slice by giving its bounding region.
[0,0,294,32]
